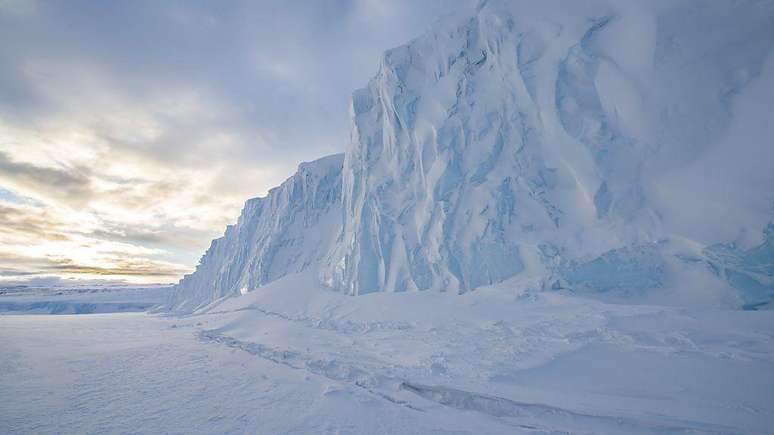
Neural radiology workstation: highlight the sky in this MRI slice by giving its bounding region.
[0,0,469,286]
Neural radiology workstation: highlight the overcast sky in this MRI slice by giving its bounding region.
[0,0,470,286]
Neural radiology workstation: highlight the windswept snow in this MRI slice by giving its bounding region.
[0,285,170,315]
[3,272,774,434]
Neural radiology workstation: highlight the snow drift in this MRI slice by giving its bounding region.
[170,0,774,311]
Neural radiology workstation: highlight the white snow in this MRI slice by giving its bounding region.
[3,272,774,433]
[0,284,170,315]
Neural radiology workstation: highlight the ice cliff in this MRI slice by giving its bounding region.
[168,154,343,312]
[170,0,774,311]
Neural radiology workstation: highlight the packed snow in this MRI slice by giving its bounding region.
[3,272,774,433]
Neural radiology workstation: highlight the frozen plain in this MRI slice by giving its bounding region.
[2,273,774,434]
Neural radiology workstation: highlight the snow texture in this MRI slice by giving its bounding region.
[171,0,774,310]
[5,273,774,434]
[0,285,170,315]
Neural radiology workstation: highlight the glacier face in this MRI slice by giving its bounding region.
[167,154,344,312]
[320,0,774,301]
[171,0,774,311]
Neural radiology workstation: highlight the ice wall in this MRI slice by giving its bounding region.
[171,0,774,311]
[320,0,774,303]
[167,154,344,312]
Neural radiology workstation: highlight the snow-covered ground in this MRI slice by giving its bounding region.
[0,285,171,315]
[2,272,773,434]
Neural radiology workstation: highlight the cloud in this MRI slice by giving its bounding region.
[0,245,188,282]
[0,203,66,238]
[0,199,192,284]
[44,261,187,278]
[0,151,93,204]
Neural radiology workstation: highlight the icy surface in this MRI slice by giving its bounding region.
[3,273,774,434]
[171,0,774,309]
[0,285,171,315]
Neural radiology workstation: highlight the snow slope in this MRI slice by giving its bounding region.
[171,0,774,310]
